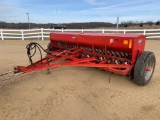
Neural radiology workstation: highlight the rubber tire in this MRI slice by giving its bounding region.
[134,51,156,86]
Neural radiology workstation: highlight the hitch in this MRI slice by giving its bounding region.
[0,70,23,81]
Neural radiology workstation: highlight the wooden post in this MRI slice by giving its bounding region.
[0,29,4,40]
[82,29,84,33]
[102,29,104,33]
[41,28,44,41]
[143,29,146,35]
[21,29,24,41]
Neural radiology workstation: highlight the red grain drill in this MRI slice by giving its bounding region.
[1,32,156,86]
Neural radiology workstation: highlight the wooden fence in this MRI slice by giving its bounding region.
[0,28,160,40]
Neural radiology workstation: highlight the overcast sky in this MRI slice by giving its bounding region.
[0,0,160,23]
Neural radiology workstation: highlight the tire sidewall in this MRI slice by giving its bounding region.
[134,51,156,86]
[140,53,155,85]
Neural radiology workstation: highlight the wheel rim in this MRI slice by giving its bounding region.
[144,58,155,81]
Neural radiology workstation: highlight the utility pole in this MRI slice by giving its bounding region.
[26,13,30,29]
[116,16,119,30]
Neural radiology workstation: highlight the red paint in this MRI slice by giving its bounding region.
[15,32,146,76]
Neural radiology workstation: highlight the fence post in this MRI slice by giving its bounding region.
[62,28,64,32]
[102,29,104,33]
[38,34,40,40]
[0,29,4,40]
[41,28,44,41]
[143,29,146,35]
[124,29,126,34]
[21,29,24,41]
[82,29,84,33]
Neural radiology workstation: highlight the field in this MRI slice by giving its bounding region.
[0,40,160,120]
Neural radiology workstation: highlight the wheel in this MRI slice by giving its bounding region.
[133,51,156,86]
[46,43,53,74]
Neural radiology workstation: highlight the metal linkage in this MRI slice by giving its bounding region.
[54,42,133,65]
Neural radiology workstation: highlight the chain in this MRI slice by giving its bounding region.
[0,71,23,81]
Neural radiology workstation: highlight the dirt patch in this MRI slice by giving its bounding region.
[0,40,160,120]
